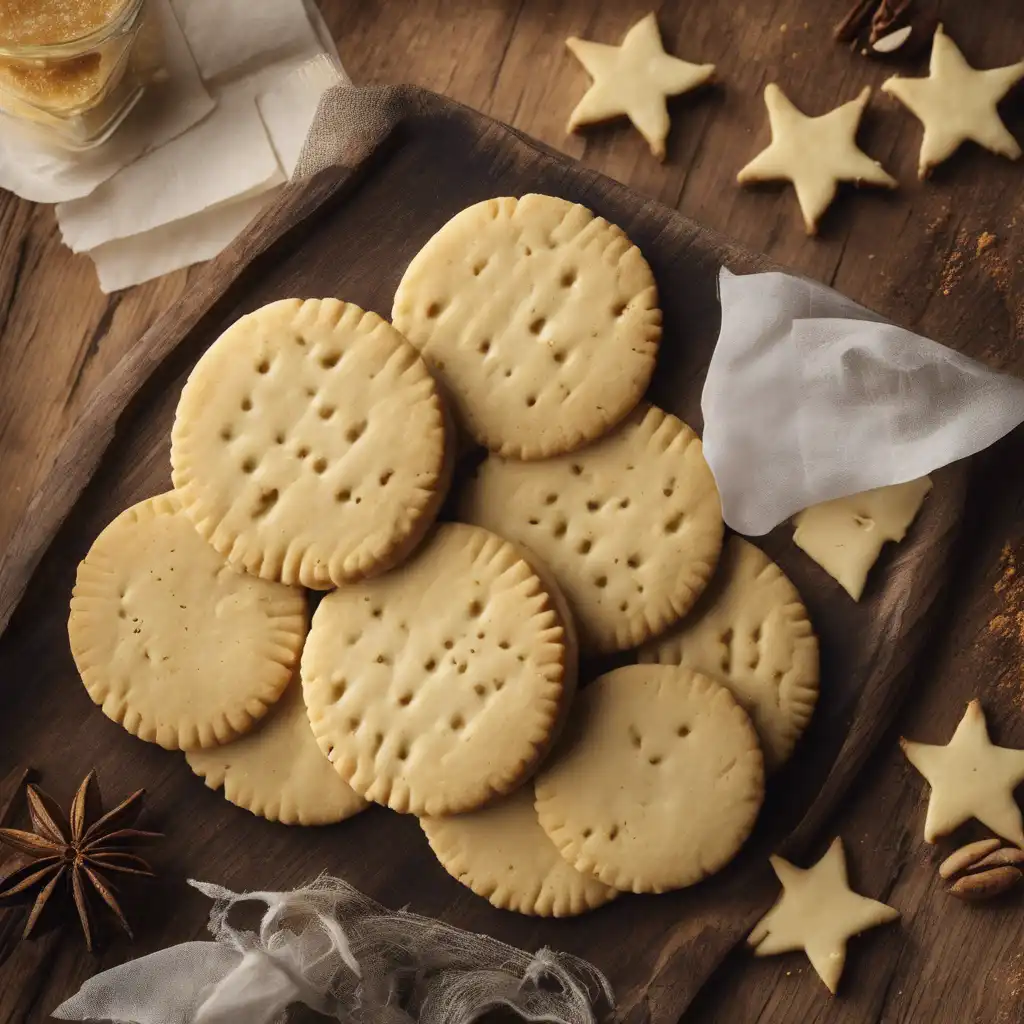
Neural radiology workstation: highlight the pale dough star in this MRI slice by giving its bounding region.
[882,24,1024,178]
[737,84,897,235]
[901,699,1024,846]
[747,838,899,994]
[565,12,715,161]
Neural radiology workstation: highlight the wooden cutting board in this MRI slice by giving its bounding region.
[0,87,967,1023]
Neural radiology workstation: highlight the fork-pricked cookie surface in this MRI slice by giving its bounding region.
[639,537,819,770]
[392,194,661,460]
[459,404,723,652]
[171,298,450,589]
[302,523,574,816]
[68,492,307,751]
[422,784,618,917]
[535,665,764,894]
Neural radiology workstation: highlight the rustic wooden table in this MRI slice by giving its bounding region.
[0,1,1022,1021]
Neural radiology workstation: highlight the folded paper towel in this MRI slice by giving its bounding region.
[81,53,341,292]
[0,0,345,291]
[702,268,1024,535]
[57,84,285,254]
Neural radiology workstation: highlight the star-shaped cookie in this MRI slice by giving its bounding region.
[737,84,897,235]
[882,25,1024,178]
[748,838,899,994]
[901,700,1024,846]
[565,12,715,161]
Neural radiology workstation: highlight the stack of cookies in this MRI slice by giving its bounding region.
[68,193,820,914]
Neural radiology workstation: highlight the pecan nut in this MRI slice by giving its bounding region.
[939,839,1024,902]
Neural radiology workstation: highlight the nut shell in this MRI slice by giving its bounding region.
[939,838,1002,879]
[973,847,1024,871]
[948,865,1022,902]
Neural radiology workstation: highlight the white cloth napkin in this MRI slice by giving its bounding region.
[702,268,1024,536]
[57,84,285,253]
[67,53,343,292]
[87,187,281,293]
[0,0,213,203]
[171,0,322,84]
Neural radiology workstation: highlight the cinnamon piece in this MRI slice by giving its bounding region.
[834,0,877,42]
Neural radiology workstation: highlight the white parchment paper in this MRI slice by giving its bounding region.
[702,268,1024,535]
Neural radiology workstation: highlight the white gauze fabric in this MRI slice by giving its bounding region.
[702,268,1024,535]
[51,875,612,1024]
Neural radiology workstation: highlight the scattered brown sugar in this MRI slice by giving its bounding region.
[975,235,1024,341]
[994,543,1016,595]
[0,0,130,48]
[939,230,968,296]
[986,544,1024,710]
[938,230,1024,339]
[978,234,1011,296]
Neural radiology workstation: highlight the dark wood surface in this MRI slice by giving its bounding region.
[0,84,969,1023]
[0,2,1022,1022]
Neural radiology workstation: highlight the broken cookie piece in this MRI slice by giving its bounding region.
[792,477,932,600]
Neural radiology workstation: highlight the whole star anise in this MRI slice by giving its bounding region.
[0,771,161,951]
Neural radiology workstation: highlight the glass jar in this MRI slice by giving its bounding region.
[0,0,164,150]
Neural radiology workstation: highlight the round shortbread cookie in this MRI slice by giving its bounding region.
[459,404,723,653]
[422,785,618,917]
[392,194,661,460]
[171,298,451,589]
[69,492,307,751]
[186,676,367,826]
[302,523,574,816]
[534,665,764,893]
[639,537,819,770]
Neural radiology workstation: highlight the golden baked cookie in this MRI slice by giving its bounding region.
[639,537,818,770]
[535,665,764,893]
[422,784,618,917]
[792,477,932,600]
[186,675,367,826]
[68,492,307,750]
[171,298,451,589]
[302,523,575,816]
[459,404,723,652]
[392,194,660,460]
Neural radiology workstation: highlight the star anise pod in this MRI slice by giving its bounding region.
[0,771,161,952]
